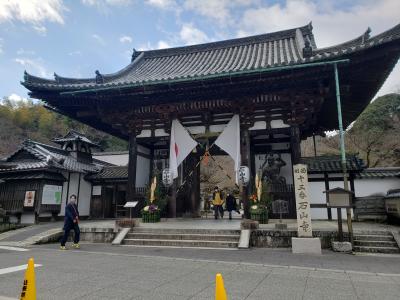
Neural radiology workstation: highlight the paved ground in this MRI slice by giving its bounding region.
[1,243,400,299]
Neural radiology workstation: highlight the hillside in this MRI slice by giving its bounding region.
[302,93,400,167]
[0,97,128,158]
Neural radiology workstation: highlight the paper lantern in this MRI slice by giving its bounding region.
[162,168,173,186]
[238,166,250,186]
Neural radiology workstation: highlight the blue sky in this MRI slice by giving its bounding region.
[0,0,399,102]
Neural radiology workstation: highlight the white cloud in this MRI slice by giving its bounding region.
[17,49,36,56]
[157,40,171,49]
[183,0,255,25]
[33,24,47,35]
[14,57,50,78]
[92,34,106,45]
[238,0,399,48]
[8,93,28,103]
[145,0,179,11]
[0,0,65,24]
[237,0,400,96]
[68,50,82,56]
[81,0,132,9]
[119,35,133,43]
[137,40,172,51]
[179,23,209,45]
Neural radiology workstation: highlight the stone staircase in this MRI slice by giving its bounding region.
[353,231,400,254]
[122,228,241,249]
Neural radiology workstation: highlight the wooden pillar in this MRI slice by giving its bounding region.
[149,147,154,182]
[313,133,317,157]
[126,131,138,204]
[241,127,251,219]
[324,172,332,220]
[350,173,356,221]
[190,152,200,217]
[169,182,177,218]
[290,125,301,220]
[290,125,301,165]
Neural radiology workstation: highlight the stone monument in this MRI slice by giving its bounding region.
[291,164,321,254]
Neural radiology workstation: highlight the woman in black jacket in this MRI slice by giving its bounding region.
[225,193,238,220]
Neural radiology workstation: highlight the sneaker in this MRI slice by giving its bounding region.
[72,243,80,249]
[60,246,67,250]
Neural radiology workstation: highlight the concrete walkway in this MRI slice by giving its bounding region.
[1,244,400,299]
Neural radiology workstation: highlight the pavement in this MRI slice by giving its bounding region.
[1,243,400,299]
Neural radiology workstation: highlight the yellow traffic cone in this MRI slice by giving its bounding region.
[20,258,36,300]
[215,273,227,300]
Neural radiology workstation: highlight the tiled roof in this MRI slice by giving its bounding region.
[0,172,66,181]
[53,130,100,148]
[356,168,400,179]
[86,166,128,181]
[300,155,364,173]
[0,140,104,173]
[21,23,400,92]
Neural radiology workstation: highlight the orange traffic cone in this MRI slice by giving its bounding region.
[20,258,36,300]
[215,273,227,300]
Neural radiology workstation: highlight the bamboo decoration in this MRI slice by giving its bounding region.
[255,173,262,201]
[150,176,157,203]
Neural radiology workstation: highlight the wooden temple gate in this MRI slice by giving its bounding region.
[20,22,400,219]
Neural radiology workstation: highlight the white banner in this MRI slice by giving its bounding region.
[214,114,241,184]
[293,164,313,237]
[169,119,198,179]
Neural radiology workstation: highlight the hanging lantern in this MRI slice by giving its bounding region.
[162,168,173,186]
[238,166,250,186]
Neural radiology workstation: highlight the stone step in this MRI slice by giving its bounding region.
[354,240,398,247]
[353,246,400,254]
[131,228,241,235]
[123,238,239,248]
[353,230,392,236]
[353,234,394,241]
[126,232,240,242]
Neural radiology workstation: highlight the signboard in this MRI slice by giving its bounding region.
[24,191,35,207]
[92,186,102,196]
[41,185,62,205]
[293,164,313,237]
[124,201,138,208]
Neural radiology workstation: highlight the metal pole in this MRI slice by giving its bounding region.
[334,63,353,246]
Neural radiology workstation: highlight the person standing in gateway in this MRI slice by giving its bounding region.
[212,186,225,219]
[60,194,80,250]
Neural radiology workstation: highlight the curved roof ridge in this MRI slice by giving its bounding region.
[314,27,371,54]
[142,23,313,59]
[367,22,400,42]
[21,23,313,86]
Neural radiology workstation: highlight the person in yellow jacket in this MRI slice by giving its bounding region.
[212,186,225,219]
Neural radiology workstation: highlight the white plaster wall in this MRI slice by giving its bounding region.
[21,213,35,224]
[78,178,92,216]
[309,180,350,220]
[354,178,400,197]
[93,153,129,166]
[309,181,328,220]
[68,173,80,200]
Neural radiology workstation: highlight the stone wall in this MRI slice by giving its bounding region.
[250,229,348,249]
